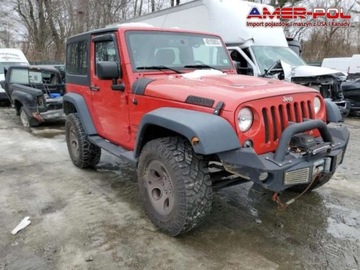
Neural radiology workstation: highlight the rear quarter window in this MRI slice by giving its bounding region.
[66,36,90,86]
[66,41,88,75]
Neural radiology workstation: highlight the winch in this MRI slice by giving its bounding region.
[290,134,331,158]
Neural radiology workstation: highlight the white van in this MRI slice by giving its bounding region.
[322,55,360,76]
[322,57,351,74]
[0,48,29,103]
[348,55,360,75]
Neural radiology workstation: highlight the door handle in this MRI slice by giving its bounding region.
[89,85,100,91]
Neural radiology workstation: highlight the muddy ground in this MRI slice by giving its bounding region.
[0,106,359,270]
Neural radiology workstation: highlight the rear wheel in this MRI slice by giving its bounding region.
[289,173,334,193]
[138,137,212,236]
[65,113,101,168]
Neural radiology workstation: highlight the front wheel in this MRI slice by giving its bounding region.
[19,107,39,127]
[138,137,212,236]
[65,113,101,168]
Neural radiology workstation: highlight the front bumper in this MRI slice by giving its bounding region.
[26,98,65,123]
[39,109,65,121]
[218,120,349,192]
[28,107,65,123]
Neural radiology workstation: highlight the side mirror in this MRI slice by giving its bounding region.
[233,61,253,76]
[97,61,120,80]
[96,61,124,91]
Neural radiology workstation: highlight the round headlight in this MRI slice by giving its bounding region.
[238,107,253,132]
[314,97,321,114]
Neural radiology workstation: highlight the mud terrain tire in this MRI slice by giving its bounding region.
[138,137,212,236]
[289,173,334,193]
[65,113,101,168]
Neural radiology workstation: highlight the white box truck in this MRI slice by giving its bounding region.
[109,0,350,116]
[322,55,360,80]
[348,55,360,77]
[322,57,351,74]
[0,48,29,104]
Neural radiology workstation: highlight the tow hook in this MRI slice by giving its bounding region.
[271,192,287,210]
[272,175,317,210]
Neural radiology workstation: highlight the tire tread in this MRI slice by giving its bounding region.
[65,113,101,169]
[138,137,212,236]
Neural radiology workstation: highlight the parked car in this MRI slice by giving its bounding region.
[63,24,349,236]
[341,79,360,115]
[0,65,65,127]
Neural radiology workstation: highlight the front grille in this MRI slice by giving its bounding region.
[262,101,314,143]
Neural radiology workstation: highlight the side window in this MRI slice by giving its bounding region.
[95,40,118,75]
[28,71,42,83]
[66,40,88,75]
[10,69,29,84]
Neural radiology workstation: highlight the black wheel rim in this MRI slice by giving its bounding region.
[145,160,175,215]
[69,127,79,159]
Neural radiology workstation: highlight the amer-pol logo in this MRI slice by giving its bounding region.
[246,6,351,28]
[247,7,351,20]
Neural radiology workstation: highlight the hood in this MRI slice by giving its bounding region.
[280,61,346,81]
[292,65,346,77]
[142,70,318,111]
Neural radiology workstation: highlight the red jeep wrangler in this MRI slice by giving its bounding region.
[64,25,349,236]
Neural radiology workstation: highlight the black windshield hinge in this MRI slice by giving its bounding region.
[213,101,225,115]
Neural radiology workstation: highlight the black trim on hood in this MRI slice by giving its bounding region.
[132,78,155,95]
[185,95,215,108]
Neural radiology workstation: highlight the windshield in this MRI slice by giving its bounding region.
[125,31,233,71]
[0,62,28,74]
[252,46,306,74]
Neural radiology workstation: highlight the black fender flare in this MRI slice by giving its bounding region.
[135,108,241,157]
[63,93,97,135]
[12,91,34,108]
[325,98,342,122]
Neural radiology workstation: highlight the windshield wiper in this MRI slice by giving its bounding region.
[183,64,222,71]
[137,65,183,74]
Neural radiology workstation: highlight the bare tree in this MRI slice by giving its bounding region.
[0,3,17,47]
[300,0,359,61]
[13,0,51,61]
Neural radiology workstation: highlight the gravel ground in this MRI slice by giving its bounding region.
[0,106,359,270]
